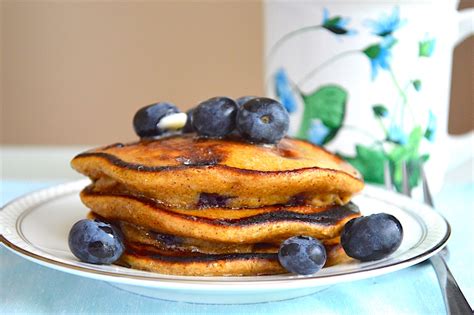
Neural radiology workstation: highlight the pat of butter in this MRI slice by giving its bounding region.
[157,112,188,130]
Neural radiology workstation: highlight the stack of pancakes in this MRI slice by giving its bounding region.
[71,134,364,276]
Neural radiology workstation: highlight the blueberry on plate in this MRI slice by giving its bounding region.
[182,108,195,133]
[68,219,124,265]
[341,213,403,261]
[236,97,289,144]
[235,96,257,107]
[133,102,181,138]
[192,97,238,137]
[278,235,327,275]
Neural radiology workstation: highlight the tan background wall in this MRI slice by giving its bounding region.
[1,1,264,145]
[1,1,472,145]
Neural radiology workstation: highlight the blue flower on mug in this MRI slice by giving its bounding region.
[364,6,406,37]
[424,111,436,142]
[387,125,408,145]
[308,119,330,145]
[363,37,395,80]
[274,68,297,113]
[322,8,356,35]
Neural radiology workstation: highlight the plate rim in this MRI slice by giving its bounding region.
[0,180,451,289]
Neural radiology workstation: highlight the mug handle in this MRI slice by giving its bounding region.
[455,8,474,46]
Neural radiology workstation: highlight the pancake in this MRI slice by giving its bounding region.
[118,242,350,276]
[71,134,363,209]
[101,218,350,276]
[108,216,342,254]
[81,186,361,243]
[86,213,351,276]
[72,133,363,276]
[87,212,280,254]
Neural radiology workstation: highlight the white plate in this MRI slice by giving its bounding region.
[0,180,450,304]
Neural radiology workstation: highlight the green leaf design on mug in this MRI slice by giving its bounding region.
[412,79,422,91]
[323,17,347,35]
[341,127,429,191]
[372,104,388,117]
[388,127,422,161]
[424,128,434,141]
[388,126,424,190]
[419,39,435,57]
[297,85,347,144]
[342,145,387,184]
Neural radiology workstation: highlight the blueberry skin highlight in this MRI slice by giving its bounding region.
[278,236,327,275]
[133,102,180,138]
[192,97,238,137]
[236,97,289,144]
[68,219,124,265]
[341,213,403,261]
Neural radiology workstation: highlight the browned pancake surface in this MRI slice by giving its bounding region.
[71,135,364,208]
[111,216,342,254]
[81,188,360,243]
[85,213,352,276]
[119,242,350,276]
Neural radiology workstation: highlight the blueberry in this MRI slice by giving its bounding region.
[182,108,195,133]
[236,97,289,144]
[341,213,403,261]
[278,236,327,275]
[133,102,180,138]
[192,97,238,137]
[68,219,124,264]
[235,96,257,107]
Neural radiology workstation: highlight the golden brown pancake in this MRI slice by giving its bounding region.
[86,213,352,276]
[71,134,363,209]
[100,218,351,276]
[81,187,361,243]
[73,134,363,276]
[87,212,281,254]
[117,242,350,276]
[102,215,342,254]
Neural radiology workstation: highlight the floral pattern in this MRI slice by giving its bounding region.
[308,119,331,145]
[419,37,436,57]
[387,125,408,145]
[363,36,395,80]
[270,6,437,191]
[364,7,406,37]
[274,69,297,113]
[322,8,357,35]
[425,111,436,142]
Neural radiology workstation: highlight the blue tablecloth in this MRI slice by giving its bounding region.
[1,179,473,314]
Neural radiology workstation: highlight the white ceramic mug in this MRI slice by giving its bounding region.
[264,0,473,193]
